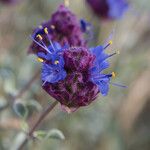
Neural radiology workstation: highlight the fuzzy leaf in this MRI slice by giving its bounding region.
[33,130,47,140]
[46,129,65,140]
[25,99,42,112]
[13,101,28,119]
[33,129,65,141]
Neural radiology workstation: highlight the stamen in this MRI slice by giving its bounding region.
[108,52,116,58]
[37,57,44,63]
[42,80,47,86]
[110,82,127,88]
[112,72,116,78]
[30,35,51,54]
[44,27,56,52]
[64,0,69,7]
[36,34,52,53]
[104,40,113,49]
[54,60,59,65]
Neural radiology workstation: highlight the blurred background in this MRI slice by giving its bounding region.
[0,0,150,150]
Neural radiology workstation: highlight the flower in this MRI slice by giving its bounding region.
[28,4,88,55]
[42,46,99,113]
[39,42,67,84]
[30,23,126,113]
[0,0,17,4]
[86,0,128,20]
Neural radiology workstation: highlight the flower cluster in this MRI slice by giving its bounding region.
[29,4,126,113]
[30,25,121,112]
[28,5,89,55]
[86,0,128,20]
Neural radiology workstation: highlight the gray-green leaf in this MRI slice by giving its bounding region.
[33,130,47,140]
[13,101,28,119]
[46,129,65,140]
[33,129,65,141]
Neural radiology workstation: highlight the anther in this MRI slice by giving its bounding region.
[37,57,44,62]
[44,27,48,34]
[112,72,116,78]
[36,34,43,40]
[109,40,113,45]
[104,40,113,49]
[54,60,59,65]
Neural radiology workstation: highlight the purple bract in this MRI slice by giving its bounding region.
[42,47,99,112]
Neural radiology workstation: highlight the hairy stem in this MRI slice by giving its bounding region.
[17,101,58,150]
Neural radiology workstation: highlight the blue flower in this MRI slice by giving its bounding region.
[39,42,67,84]
[107,0,129,19]
[90,42,116,96]
[80,19,93,41]
[37,42,66,64]
[41,63,67,84]
[86,0,128,20]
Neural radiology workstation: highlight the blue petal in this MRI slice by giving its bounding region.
[99,61,110,72]
[80,19,92,33]
[107,0,128,19]
[41,63,66,83]
[37,52,51,60]
[53,42,62,51]
[90,45,104,56]
[98,80,109,96]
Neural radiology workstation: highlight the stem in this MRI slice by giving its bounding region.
[17,101,58,150]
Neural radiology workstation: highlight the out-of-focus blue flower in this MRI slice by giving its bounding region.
[86,0,128,20]
[107,0,128,19]
[28,4,87,55]
[80,19,93,41]
[0,0,17,4]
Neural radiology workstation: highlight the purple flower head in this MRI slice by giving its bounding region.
[30,26,126,113]
[28,4,88,55]
[42,47,99,113]
[86,0,128,20]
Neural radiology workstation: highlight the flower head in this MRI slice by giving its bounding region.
[28,4,88,54]
[86,0,128,20]
[30,24,126,113]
